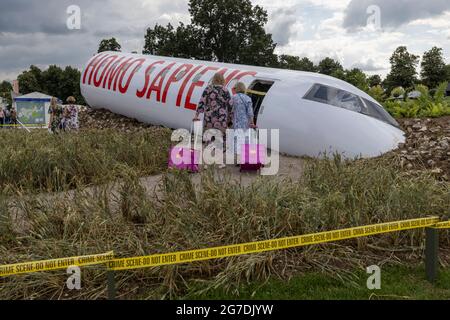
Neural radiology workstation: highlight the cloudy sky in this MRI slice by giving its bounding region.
[0,0,449,81]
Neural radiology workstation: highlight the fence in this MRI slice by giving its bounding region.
[1,217,449,300]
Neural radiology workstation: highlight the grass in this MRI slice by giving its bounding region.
[0,128,172,194]
[188,265,450,300]
[0,155,449,300]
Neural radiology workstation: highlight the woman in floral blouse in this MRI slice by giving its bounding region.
[64,96,79,131]
[193,72,232,135]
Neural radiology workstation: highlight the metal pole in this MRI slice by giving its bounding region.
[107,270,117,300]
[425,227,439,283]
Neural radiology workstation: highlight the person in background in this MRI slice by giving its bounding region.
[48,97,64,133]
[10,107,18,128]
[4,106,11,126]
[230,82,256,161]
[64,96,79,131]
[0,107,5,128]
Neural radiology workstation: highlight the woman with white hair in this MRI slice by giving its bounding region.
[231,82,256,158]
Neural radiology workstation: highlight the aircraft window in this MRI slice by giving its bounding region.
[362,98,400,128]
[305,84,364,113]
[304,84,399,128]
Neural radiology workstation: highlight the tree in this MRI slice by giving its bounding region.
[345,68,369,92]
[143,0,278,67]
[143,23,207,59]
[278,55,316,72]
[98,38,122,53]
[368,75,382,88]
[0,80,13,105]
[17,65,44,94]
[16,65,85,105]
[421,47,446,89]
[446,65,450,82]
[368,85,385,102]
[0,81,12,93]
[317,57,344,76]
[384,46,419,93]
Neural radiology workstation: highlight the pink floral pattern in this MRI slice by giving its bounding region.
[197,85,232,133]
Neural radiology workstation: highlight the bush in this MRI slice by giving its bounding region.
[391,87,405,99]
[368,85,385,103]
[384,82,450,118]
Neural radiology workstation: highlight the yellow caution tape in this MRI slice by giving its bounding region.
[0,251,114,277]
[107,217,439,271]
[246,89,267,96]
[433,221,450,229]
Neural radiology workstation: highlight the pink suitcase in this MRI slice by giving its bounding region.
[240,129,266,172]
[168,121,202,173]
[168,147,200,172]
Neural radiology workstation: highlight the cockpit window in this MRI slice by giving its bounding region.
[305,84,365,113]
[304,84,400,128]
[361,98,400,128]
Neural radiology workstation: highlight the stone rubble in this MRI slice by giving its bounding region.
[395,117,450,180]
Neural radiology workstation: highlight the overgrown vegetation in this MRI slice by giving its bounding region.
[0,128,171,193]
[384,82,450,118]
[0,156,449,299]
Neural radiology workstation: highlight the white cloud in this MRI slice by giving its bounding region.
[0,0,449,82]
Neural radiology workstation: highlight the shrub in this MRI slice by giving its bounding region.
[384,82,450,118]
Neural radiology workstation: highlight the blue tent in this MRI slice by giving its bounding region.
[13,92,60,128]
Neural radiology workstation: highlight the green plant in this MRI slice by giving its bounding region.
[384,82,450,118]
[368,85,386,103]
[391,86,405,99]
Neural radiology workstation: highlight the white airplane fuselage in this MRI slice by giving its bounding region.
[80,51,405,158]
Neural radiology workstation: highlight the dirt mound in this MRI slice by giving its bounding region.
[78,107,155,132]
[395,117,450,180]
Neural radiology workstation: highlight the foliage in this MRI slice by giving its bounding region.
[98,37,122,53]
[143,0,277,67]
[368,85,385,103]
[421,47,447,89]
[445,65,450,82]
[277,55,316,72]
[384,82,450,118]
[344,68,369,92]
[368,75,382,88]
[390,86,405,98]
[0,81,13,105]
[317,57,344,76]
[17,65,85,104]
[384,46,419,93]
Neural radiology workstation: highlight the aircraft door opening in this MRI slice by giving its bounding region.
[247,80,274,124]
